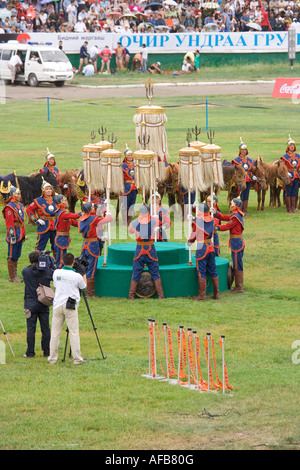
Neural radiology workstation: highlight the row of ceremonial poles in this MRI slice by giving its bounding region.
[81,87,224,265]
[144,319,233,394]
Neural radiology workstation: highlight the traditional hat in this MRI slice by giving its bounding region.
[232,197,242,208]
[239,137,247,150]
[287,134,296,146]
[206,193,218,203]
[82,201,92,213]
[45,148,55,161]
[41,180,54,193]
[9,185,20,197]
[139,204,150,214]
[53,194,64,205]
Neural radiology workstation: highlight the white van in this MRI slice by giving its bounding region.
[0,41,74,87]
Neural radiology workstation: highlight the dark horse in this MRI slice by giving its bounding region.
[0,170,60,206]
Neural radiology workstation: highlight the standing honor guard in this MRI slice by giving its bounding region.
[232,138,255,216]
[281,135,300,213]
[40,148,61,186]
[187,203,219,301]
[2,186,26,282]
[26,181,59,254]
[206,194,221,257]
[78,201,113,297]
[120,146,137,226]
[128,204,164,300]
[53,194,80,268]
[215,197,245,293]
[150,192,171,242]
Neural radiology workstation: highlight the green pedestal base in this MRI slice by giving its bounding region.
[95,242,229,298]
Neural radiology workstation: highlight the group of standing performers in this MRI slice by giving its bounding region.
[2,136,299,300]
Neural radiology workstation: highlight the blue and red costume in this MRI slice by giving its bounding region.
[232,154,254,202]
[188,211,218,281]
[129,214,160,282]
[128,207,164,299]
[216,208,244,271]
[153,205,171,242]
[26,195,59,252]
[188,204,219,300]
[78,208,112,279]
[54,205,80,268]
[2,196,26,262]
[120,157,137,224]
[281,143,300,213]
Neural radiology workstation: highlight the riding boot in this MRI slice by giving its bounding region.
[291,196,297,213]
[7,260,20,282]
[86,278,95,298]
[285,196,292,213]
[128,279,138,300]
[192,277,206,301]
[211,276,219,299]
[154,277,164,299]
[12,261,22,283]
[231,270,244,293]
[242,199,248,216]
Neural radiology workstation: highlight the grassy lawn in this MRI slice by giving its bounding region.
[0,89,299,450]
[69,60,300,86]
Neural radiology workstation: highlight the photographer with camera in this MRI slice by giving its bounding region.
[22,251,54,358]
[48,252,87,365]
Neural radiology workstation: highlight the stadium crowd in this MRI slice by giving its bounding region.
[0,0,300,35]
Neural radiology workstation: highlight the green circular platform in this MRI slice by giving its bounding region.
[95,242,230,298]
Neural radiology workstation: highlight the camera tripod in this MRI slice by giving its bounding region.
[62,290,106,362]
[0,319,15,358]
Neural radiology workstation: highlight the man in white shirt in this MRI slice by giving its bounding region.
[74,18,87,32]
[82,60,95,76]
[7,52,23,85]
[48,252,87,365]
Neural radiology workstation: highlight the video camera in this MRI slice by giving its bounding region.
[73,255,89,276]
[38,250,55,271]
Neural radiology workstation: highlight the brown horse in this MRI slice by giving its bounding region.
[59,169,80,213]
[249,158,268,211]
[257,157,290,208]
[161,161,247,218]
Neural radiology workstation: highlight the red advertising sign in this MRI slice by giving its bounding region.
[272,78,300,99]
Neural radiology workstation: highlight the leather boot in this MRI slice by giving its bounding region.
[12,261,22,283]
[8,260,21,282]
[242,199,248,216]
[154,277,164,299]
[211,276,219,299]
[285,197,292,213]
[231,270,244,293]
[192,277,206,301]
[291,196,297,213]
[87,278,95,298]
[128,279,138,300]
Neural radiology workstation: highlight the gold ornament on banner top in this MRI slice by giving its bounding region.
[99,132,124,195]
[133,135,156,192]
[178,129,207,193]
[82,128,111,190]
[200,130,224,189]
[133,79,169,182]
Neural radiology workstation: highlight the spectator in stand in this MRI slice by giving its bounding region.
[74,17,87,32]
[240,8,250,30]
[66,0,77,25]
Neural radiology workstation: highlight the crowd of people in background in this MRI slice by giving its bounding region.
[0,0,300,36]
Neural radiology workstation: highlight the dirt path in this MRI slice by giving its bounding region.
[4,81,274,101]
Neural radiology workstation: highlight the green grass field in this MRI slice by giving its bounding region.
[0,84,299,450]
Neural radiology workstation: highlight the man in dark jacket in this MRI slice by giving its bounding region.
[22,251,54,358]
